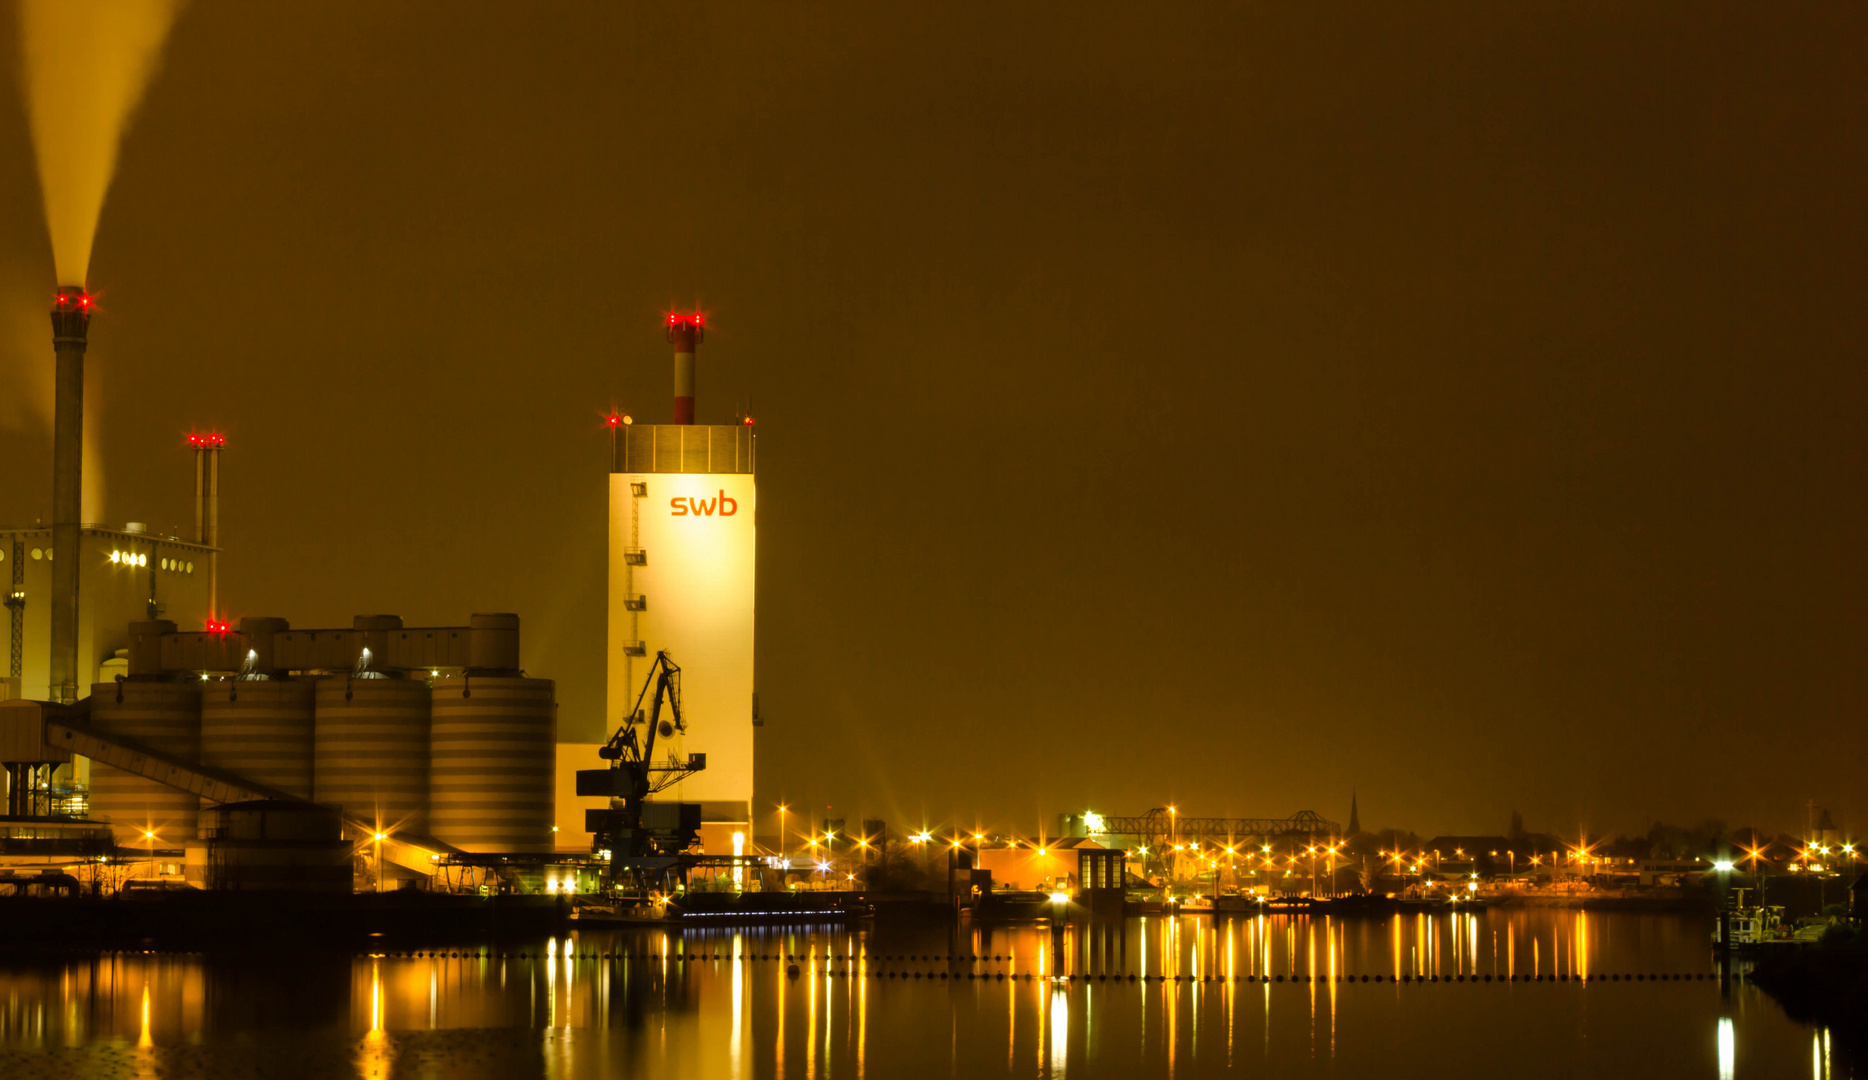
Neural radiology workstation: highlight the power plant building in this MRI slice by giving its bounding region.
[1,289,570,890]
[1,526,214,703]
[560,314,757,856]
[606,424,755,838]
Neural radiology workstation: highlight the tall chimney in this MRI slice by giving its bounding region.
[48,287,92,704]
[667,313,704,424]
[191,432,224,621]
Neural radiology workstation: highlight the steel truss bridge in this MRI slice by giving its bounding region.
[1092,809,1342,848]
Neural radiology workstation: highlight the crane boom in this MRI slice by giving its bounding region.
[579,651,706,864]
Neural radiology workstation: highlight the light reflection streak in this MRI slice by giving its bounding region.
[1049,986,1068,1079]
[731,933,743,1080]
[1306,919,1316,1040]
[1225,923,1235,1067]
[358,960,388,1080]
[1038,956,1047,1075]
[806,941,818,1080]
[1718,1016,1735,1080]
[857,940,866,1080]
[1008,946,1017,1073]
[818,946,830,1078]
[1326,919,1337,1058]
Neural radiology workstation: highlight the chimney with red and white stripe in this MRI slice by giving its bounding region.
[667,313,704,424]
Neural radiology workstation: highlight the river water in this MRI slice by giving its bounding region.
[0,910,1848,1078]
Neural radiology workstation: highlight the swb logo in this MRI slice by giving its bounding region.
[670,490,739,517]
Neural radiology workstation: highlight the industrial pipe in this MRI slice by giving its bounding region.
[667,313,704,424]
[191,432,224,620]
[48,287,92,704]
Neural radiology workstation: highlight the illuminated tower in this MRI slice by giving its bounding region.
[47,287,93,704]
[604,313,755,851]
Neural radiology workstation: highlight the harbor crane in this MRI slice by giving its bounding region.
[578,651,707,881]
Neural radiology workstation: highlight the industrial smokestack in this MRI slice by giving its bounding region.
[48,286,92,704]
[190,432,225,621]
[667,313,704,424]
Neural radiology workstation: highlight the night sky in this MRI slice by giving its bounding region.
[0,4,1861,839]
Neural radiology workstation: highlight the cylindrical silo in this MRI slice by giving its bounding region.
[87,681,202,846]
[314,677,429,836]
[428,676,556,852]
[200,679,316,810]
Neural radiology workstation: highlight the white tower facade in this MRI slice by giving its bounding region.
[604,422,755,850]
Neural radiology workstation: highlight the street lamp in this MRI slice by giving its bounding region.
[373,831,388,894]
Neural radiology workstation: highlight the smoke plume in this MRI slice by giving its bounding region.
[17,0,183,286]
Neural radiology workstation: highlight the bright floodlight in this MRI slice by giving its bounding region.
[1082,811,1105,833]
[1050,892,1070,905]
[1713,860,1735,872]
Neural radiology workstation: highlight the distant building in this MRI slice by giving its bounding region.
[974,837,1111,891]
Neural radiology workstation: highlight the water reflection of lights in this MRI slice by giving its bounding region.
[731,933,743,1080]
[0,914,1802,1076]
[1049,986,1069,1079]
[359,959,389,1080]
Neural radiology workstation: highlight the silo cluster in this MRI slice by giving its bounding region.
[87,681,203,844]
[84,613,556,855]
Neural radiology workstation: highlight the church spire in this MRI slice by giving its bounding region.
[1348,789,1361,836]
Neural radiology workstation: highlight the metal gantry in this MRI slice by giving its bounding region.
[1093,808,1342,848]
[6,538,22,678]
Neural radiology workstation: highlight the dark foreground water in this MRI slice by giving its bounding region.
[0,910,1850,1078]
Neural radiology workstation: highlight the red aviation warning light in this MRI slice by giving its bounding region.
[186,432,227,448]
[205,618,232,635]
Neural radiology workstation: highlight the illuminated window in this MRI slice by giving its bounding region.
[31,548,42,560]
[186,562,193,573]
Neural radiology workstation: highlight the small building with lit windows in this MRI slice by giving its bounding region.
[973,837,1114,892]
[0,525,214,703]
